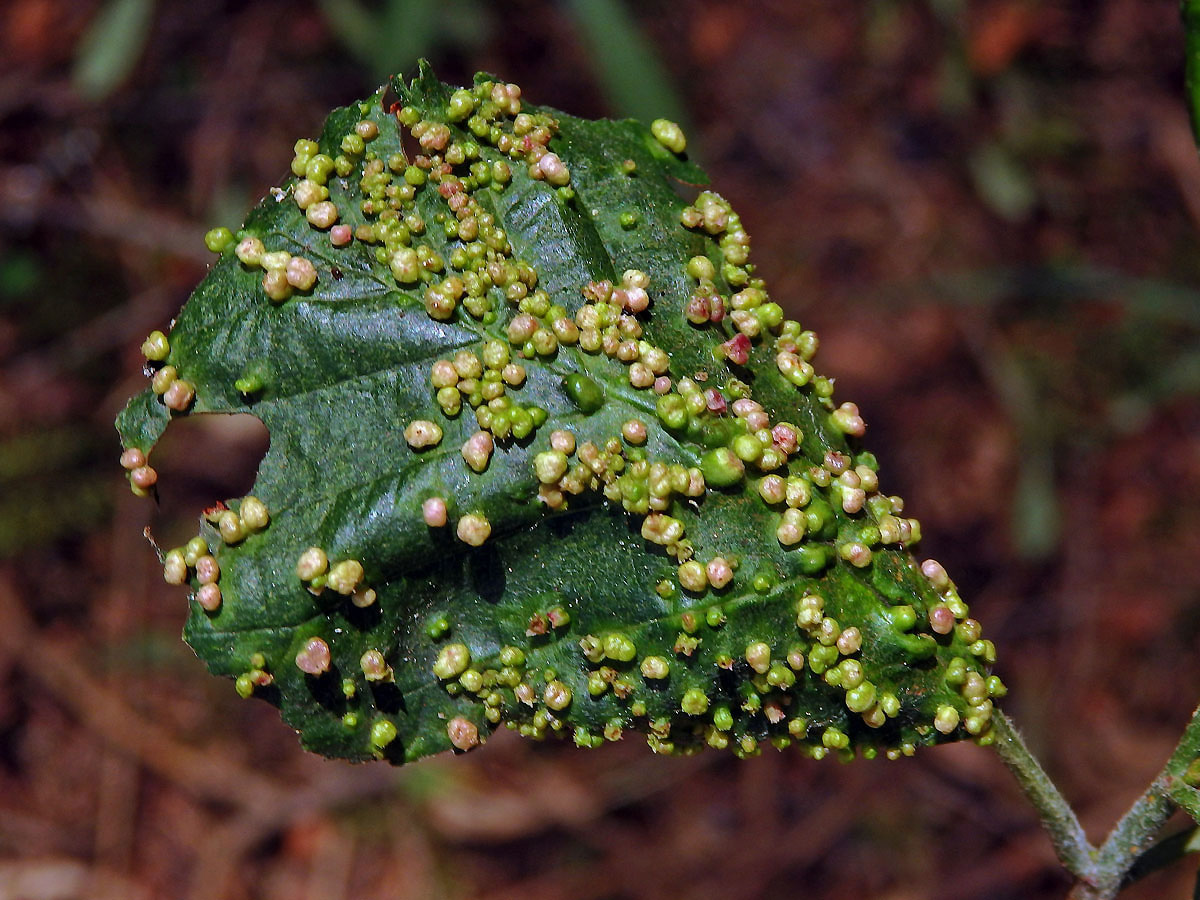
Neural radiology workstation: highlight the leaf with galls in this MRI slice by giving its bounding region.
[116,62,1000,765]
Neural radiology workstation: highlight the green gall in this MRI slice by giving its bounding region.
[602,633,637,662]
[766,662,795,688]
[234,369,265,396]
[150,365,176,395]
[796,545,830,575]
[499,646,525,667]
[821,727,850,750]
[433,643,471,679]
[987,675,1008,698]
[140,330,170,362]
[745,641,771,675]
[888,605,917,632]
[326,559,364,595]
[544,680,572,710]
[655,394,689,431]
[640,656,670,679]
[239,496,270,532]
[460,669,483,693]
[457,512,492,546]
[680,688,709,716]
[712,705,734,731]
[370,718,398,749]
[700,447,744,488]
[650,118,687,154]
[933,705,961,734]
[845,682,877,713]
[234,673,254,698]
[563,372,604,413]
[183,536,207,566]
[1183,758,1200,788]
[686,255,716,280]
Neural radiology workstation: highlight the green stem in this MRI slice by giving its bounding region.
[990,712,1097,881]
[992,704,1200,899]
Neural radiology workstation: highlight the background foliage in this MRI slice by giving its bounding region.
[1,1,1198,898]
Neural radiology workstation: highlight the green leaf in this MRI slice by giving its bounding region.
[116,63,1000,765]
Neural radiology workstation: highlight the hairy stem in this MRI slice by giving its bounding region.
[990,712,1097,881]
[994,705,1200,899]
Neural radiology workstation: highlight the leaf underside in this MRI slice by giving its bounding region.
[117,63,999,765]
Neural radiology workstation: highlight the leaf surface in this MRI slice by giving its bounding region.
[117,63,999,764]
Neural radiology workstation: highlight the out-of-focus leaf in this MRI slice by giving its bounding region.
[563,0,690,130]
[72,0,155,101]
[969,141,1037,221]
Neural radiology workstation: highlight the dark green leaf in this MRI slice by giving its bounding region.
[116,63,1000,765]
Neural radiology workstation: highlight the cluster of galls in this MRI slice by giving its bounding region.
[669,178,937,572]
[411,595,870,760]
[158,496,270,614]
[294,546,375,606]
[428,631,581,750]
[918,558,1001,737]
[532,427,706,556]
[436,81,570,188]
[560,272,669,390]
[348,81,570,328]
[140,328,195,414]
[427,342,544,441]
[125,329,195,495]
[284,633,402,756]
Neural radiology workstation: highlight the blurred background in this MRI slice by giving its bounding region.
[1,0,1199,897]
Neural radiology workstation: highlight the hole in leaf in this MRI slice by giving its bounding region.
[146,412,270,548]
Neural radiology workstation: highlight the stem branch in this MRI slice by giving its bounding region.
[992,704,1200,898]
[990,712,1096,881]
